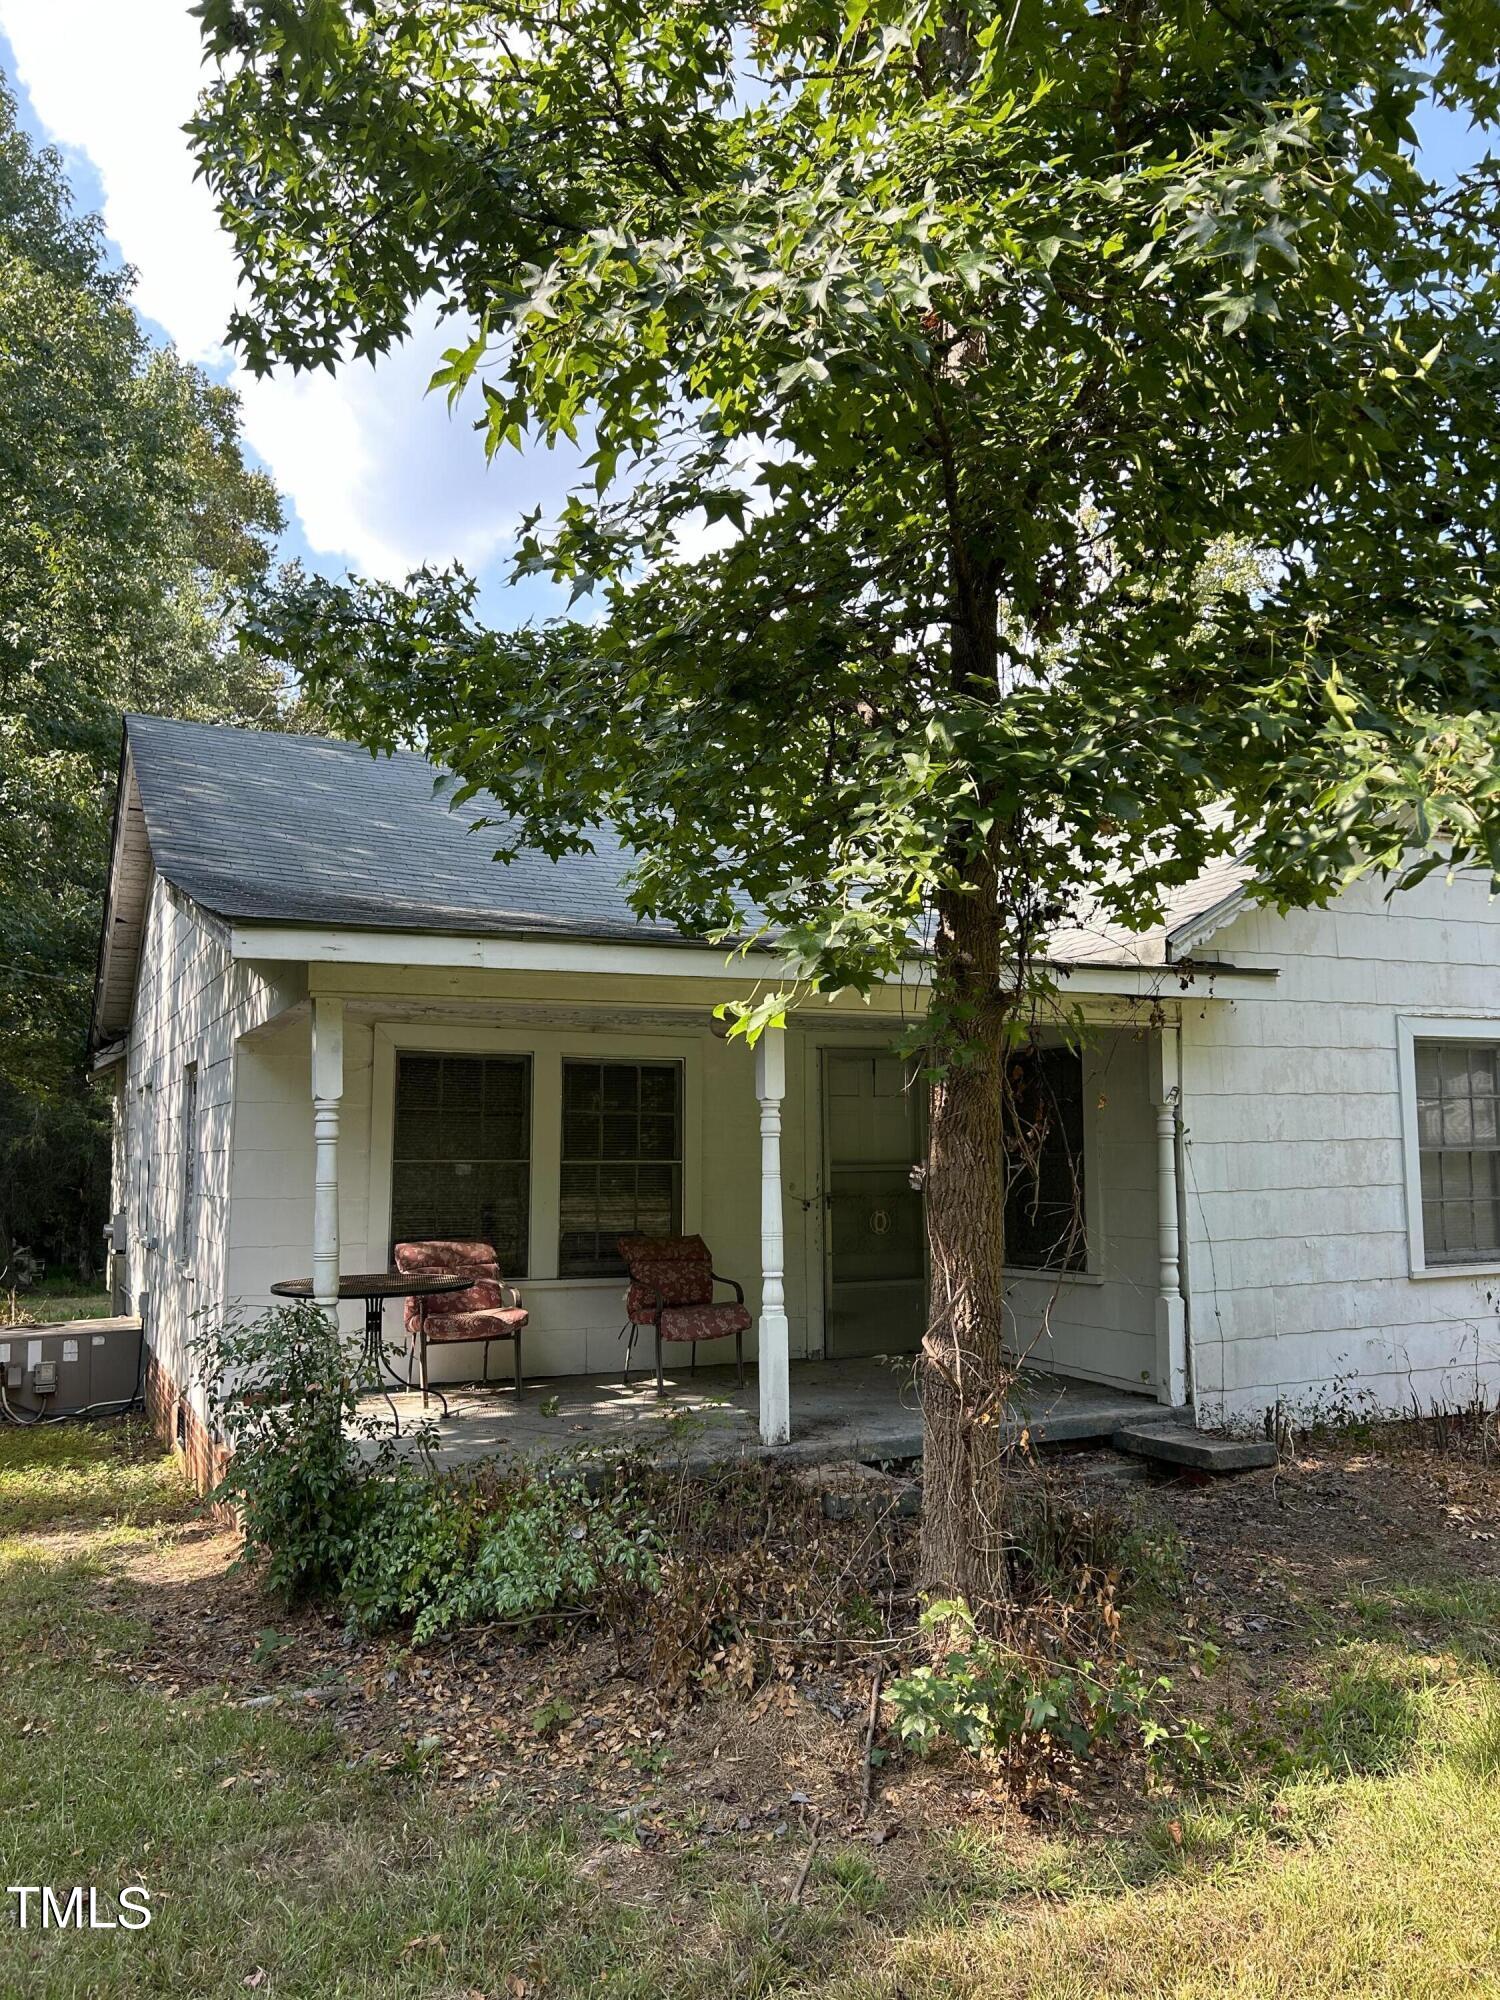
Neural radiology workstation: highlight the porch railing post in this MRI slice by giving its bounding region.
[311,996,344,1311]
[754,1026,790,1445]
[1150,1023,1187,1407]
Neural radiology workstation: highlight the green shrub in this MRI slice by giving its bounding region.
[889,1599,1180,1783]
[341,1464,662,1643]
[195,1303,381,1602]
[194,1306,662,1640]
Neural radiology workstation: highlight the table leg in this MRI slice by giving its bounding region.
[363,1296,403,1434]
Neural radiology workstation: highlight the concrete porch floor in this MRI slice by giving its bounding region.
[358,1358,1175,1472]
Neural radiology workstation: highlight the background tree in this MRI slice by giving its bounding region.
[0,76,288,1284]
[192,0,1499,1614]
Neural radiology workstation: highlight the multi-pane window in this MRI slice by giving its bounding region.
[390,1053,531,1275]
[1003,1045,1086,1273]
[1415,1040,1500,1263]
[559,1060,682,1277]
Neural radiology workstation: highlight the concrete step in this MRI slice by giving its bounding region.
[1111,1423,1277,1474]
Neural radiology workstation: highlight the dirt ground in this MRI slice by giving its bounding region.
[67,1424,1498,1907]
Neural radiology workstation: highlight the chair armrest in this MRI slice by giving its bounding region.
[710,1270,745,1306]
[500,1283,523,1309]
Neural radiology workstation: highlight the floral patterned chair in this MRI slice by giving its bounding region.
[616,1233,750,1395]
[393,1239,527,1405]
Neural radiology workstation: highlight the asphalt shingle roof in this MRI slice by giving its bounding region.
[124,713,691,943]
[121,714,1254,965]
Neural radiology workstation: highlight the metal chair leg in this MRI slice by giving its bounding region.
[418,1328,430,1410]
[655,1327,664,1398]
[513,1331,523,1396]
[736,1328,743,1388]
[621,1323,634,1387]
[483,1340,491,1385]
[690,1342,697,1376]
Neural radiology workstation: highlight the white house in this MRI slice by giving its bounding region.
[93,714,1500,1465]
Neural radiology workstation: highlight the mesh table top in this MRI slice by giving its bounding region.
[269,1272,472,1300]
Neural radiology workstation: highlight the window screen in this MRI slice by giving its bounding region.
[1003,1044,1086,1273]
[1415,1040,1500,1263]
[559,1060,682,1277]
[391,1053,531,1275]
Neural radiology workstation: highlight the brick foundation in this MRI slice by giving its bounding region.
[144,1348,229,1497]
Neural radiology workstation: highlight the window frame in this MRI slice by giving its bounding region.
[557,1056,685,1279]
[388,1049,534,1277]
[1398,1016,1500,1278]
[368,1024,704,1291]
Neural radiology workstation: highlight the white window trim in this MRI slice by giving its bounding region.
[367,1021,704,1284]
[1397,1014,1500,1279]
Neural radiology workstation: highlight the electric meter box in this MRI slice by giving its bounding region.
[0,1320,141,1416]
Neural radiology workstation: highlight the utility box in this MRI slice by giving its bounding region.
[0,1319,142,1417]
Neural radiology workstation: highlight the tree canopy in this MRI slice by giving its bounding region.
[191,0,1500,1602]
[0,77,287,1275]
[194,0,1500,1016]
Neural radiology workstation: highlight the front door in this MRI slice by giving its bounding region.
[823,1050,925,1357]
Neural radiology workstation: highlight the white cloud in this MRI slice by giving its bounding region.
[0,0,578,580]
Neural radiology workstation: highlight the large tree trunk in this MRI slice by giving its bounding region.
[916,490,1015,1618]
[919,851,1013,1621]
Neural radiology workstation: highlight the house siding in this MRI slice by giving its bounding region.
[115,872,304,1443]
[1184,869,1500,1427]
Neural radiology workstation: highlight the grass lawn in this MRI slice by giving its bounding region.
[3,1275,114,1326]
[0,1419,1497,1997]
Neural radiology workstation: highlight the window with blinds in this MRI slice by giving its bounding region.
[559,1060,682,1277]
[1003,1044,1087,1273]
[1415,1039,1500,1263]
[390,1053,531,1275]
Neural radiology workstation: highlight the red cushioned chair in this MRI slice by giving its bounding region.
[393,1239,527,1406]
[616,1233,749,1396]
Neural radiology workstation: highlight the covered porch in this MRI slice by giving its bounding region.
[227,944,1242,1447]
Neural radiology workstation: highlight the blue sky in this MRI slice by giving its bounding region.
[0,0,575,626]
[0,2,1490,635]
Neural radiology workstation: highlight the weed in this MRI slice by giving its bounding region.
[888,1598,1189,1790]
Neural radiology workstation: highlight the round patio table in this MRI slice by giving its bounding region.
[270,1271,470,1430]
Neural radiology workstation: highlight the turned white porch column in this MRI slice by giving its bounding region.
[1150,1026,1187,1407]
[311,997,344,1310]
[755,1026,790,1446]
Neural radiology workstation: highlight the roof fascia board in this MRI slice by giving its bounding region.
[89,740,145,1048]
[230,924,783,981]
[1055,959,1274,999]
[231,923,1275,1000]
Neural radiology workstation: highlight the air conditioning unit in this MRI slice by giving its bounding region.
[0,1321,142,1418]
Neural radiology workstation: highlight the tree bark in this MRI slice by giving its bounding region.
[919,846,1013,1623]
